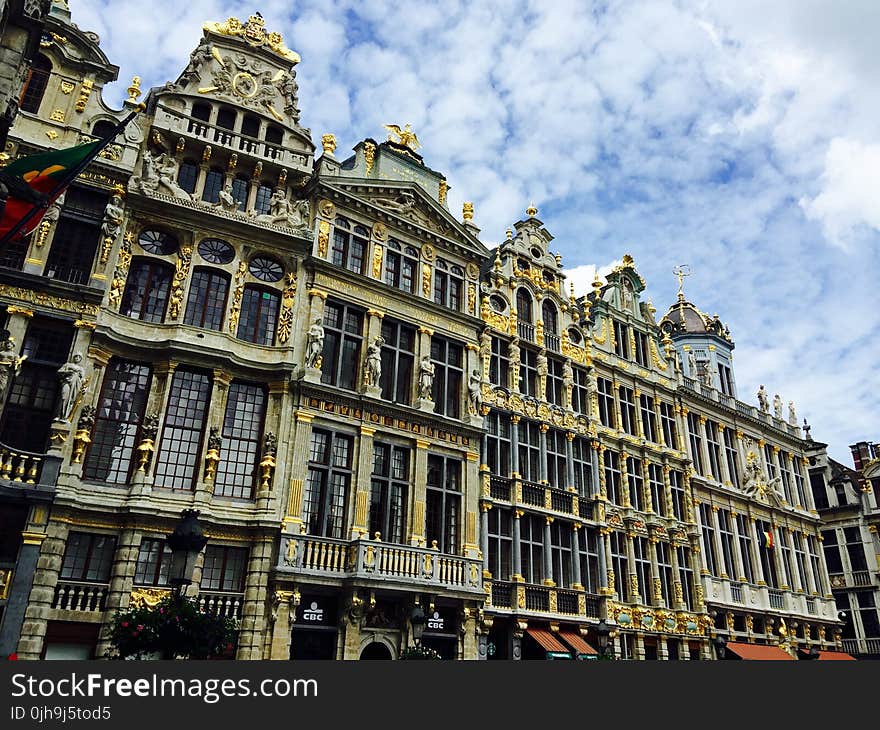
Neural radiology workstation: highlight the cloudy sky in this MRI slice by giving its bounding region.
[69,0,879,463]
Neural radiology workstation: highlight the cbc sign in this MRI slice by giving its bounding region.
[427,611,444,631]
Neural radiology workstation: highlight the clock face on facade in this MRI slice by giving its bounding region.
[232,72,258,98]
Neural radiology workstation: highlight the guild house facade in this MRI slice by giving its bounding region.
[0,5,849,660]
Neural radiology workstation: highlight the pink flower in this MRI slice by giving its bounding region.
[7,653,18,660]
[136,624,144,630]
[121,622,129,628]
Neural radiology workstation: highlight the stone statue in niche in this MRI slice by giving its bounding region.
[467,369,483,416]
[304,318,324,368]
[562,358,574,409]
[0,335,25,405]
[686,349,698,378]
[773,393,783,419]
[100,192,124,245]
[277,71,300,121]
[418,355,435,400]
[55,352,85,423]
[363,336,384,388]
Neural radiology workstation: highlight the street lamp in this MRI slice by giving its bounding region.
[165,509,207,600]
[596,619,613,659]
[410,604,426,646]
[712,635,727,660]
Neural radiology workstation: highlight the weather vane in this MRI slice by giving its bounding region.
[673,264,691,300]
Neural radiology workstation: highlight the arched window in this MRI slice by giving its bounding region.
[120,258,174,322]
[237,286,280,346]
[542,300,558,334]
[191,102,211,121]
[183,267,230,330]
[231,175,249,211]
[177,159,198,194]
[241,114,260,138]
[516,288,533,323]
[201,167,224,204]
[19,54,51,114]
[265,125,283,144]
[91,120,116,139]
[216,106,236,130]
[254,183,274,215]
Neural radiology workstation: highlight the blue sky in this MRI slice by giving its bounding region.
[71,0,879,463]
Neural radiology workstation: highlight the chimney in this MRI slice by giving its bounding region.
[850,441,874,472]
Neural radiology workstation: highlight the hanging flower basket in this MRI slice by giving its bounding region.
[399,645,442,660]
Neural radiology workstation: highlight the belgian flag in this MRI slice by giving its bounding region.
[759,529,774,549]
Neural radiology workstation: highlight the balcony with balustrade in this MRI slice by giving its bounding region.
[0,444,61,501]
[703,574,838,621]
[277,534,484,599]
[486,579,601,620]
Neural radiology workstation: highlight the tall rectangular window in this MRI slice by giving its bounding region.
[487,507,512,581]
[640,394,657,442]
[677,546,695,610]
[304,429,353,538]
[237,287,279,346]
[379,320,415,405]
[698,504,718,576]
[214,382,266,500]
[571,367,590,415]
[578,528,600,593]
[431,336,463,418]
[718,364,734,396]
[489,336,509,387]
[669,470,686,521]
[764,444,778,483]
[84,360,151,484]
[44,186,107,285]
[60,532,116,583]
[656,541,674,606]
[184,269,229,330]
[613,321,629,359]
[717,510,735,578]
[546,357,564,406]
[201,546,248,592]
[383,241,417,293]
[793,532,809,591]
[433,260,463,311]
[0,318,74,453]
[843,527,868,572]
[546,428,567,489]
[517,419,541,483]
[485,411,511,477]
[572,436,593,496]
[133,538,170,586]
[723,429,740,486]
[330,218,368,275]
[633,536,651,601]
[633,331,649,367]
[756,519,778,587]
[626,456,644,511]
[370,442,409,544]
[603,450,622,505]
[154,370,212,491]
[736,514,755,583]
[426,455,461,554]
[597,377,615,429]
[321,300,364,391]
[779,451,794,504]
[705,420,722,480]
[550,521,573,588]
[608,531,629,597]
[518,348,538,397]
[619,386,636,435]
[687,413,704,474]
[659,401,677,448]
[821,530,843,575]
[792,458,808,508]
[519,514,544,584]
[648,463,665,515]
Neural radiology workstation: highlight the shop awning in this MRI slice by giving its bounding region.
[558,630,599,660]
[725,642,795,660]
[525,628,572,659]
[817,651,856,661]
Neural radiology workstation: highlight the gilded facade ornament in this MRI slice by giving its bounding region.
[203,14,301,64]
[363,141,376,175]
[99,190,125,265]
[136,414,160,473]
[384,123,420,152]
[71,405,96,464]
[317,220,330,258]
[318,200,335,218]
[462,201,474,221]
[260,432,278,490]
[59,80,74,95]
[75,79,93,112]
[422,264,431,297]
[34,199,61,248]
[126,76,141,104]
[203,426,222,482]
[438,179,448,205]
[228,261,247,333]
[467,283,476,315]
[276,272,297,345]
[130,587,170,608]
[321,134,336,155]
[167,245,193,320]
[371,243,383,279]
[108,231,133,309]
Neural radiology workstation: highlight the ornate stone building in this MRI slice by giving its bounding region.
[807,439,880,658]
[0,6,848,660]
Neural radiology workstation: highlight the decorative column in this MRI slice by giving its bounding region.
[414,326,434,412]
[788,528,804,593]
[351,425,375,539]
[464,451,481,559]
[669,544,686,610]
[542,517,554,586]
[129,360,176,494]
[648,538,663,607]
[538,424,549,483]
[571,524,583,589]
[236,539,274,660]
[480,503,491,573]
[282,410,315,534]
[510,415,521,503]
[511,510,523,581]
[697,416,711,479]
[591,441,602,500]
[301,288,328,383]
[633,388,645,440]
[195,370,232,504]
[269,589,299,660]
[620,450,631,507]
[3,306,33,355]
[565,432,577,493]
[626,532,640,604]
[612,377,624,434]
[641,459,653,514]
[598,528,610,595]
[409,439,430,546]
[94,528,141,658]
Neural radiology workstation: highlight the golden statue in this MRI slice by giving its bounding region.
[384,123,420,152]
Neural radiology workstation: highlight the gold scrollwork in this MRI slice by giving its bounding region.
[167,245,193,320]
[317,220,330,258]
[649,336,669,371]
[363,142,376,175]
[276,272,297,344]
[372,243,383,278]
[107,233,133,309]
[422,263,432,297]
[592,316,609,345]
[75,79,93,113]
[228,261,247,333]
[130,587,170,608]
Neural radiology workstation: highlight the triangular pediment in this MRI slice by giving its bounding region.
[321,180,489,259]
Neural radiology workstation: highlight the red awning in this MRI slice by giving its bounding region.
[817,651,856,661]
[558,631,598,656]
[525,628,570,654]
[725,642,795,661]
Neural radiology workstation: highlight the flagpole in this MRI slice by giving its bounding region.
[0,103,145,248]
